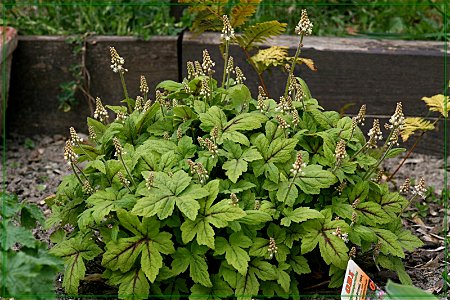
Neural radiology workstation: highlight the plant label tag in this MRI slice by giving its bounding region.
[341,259,386,300]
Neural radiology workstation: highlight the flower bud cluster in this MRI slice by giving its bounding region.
[204,138,218,157]
[350,211,358,227]
[177,127,183,140]
[374,169,383,183]
[69,127,83,145]
[332,226,349,243]
[275,96,292,112]
[221,15,235,41]
[349,246,357,258]
[412,177,426,198]
[268,237,278,259]
[294,82,304,103]
[290,152,306,176]
[387,128,400,146]
[226,56,235,74]
[113,137,125,157]
[386,102,405,129]
[335,140,347,164]
[194,61,204,76]
[146,172,155,190]
[254,200,261,210]
[110,47,127,73]
[211,127,219,141]
[88,125,97,140]
[82,181,95,195]
[230,193,239,207]
[135,96,143,111]
[143,100,152,112]
[295,9,313,36]
[115,111,127,123]
[140,75,149,95]
[351,198,360,209]
[63,140,78,164]
[399,178,410,194]
[292,109,299,127]
[187,159,209,184]
[235,67,246,84]
[187,61,196,79]
[182,81,191,93]
[94,97,109,122]
[367,119,382,148]
[200,78,211,99]
[336,181,346,195]
[276,115,290,129]
[355,105,366,126]
[117,171,130,187]
[202,49,215,75]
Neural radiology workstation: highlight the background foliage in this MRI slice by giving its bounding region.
[3,0,449,41]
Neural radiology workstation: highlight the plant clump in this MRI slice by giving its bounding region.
[47,9,424,300]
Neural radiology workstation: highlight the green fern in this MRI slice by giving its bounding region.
[250,46,289,74]
[421,94,449,117]
[235,20,287,50]
[179,0,226,33]
[400,117,435,142]
[231,0,261,28]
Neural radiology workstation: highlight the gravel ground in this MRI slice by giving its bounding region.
[1,133,448,299]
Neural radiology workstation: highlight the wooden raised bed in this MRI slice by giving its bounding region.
[7,35,178,135]
[182,32,449,156]
[7,32,448,156]
[1,27,18,135]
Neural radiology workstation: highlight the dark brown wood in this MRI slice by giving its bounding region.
[182,32,449,156]
[1,27,18,136]
[7,35,178,136]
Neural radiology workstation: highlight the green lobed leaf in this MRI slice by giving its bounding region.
[294,165,337,194]
[235,269,259,300]
[132,171,208,220]
[107,269,150,300]
[50,234,102,294]
[199,106,227,132]
[281,207,324,227]
[276,182,298,207]
[289,255,311,275]
[223,159,248,183]
[222,112,268,133]
[355,202,391,226]
[372,228,405,258]
[396,230,424,252]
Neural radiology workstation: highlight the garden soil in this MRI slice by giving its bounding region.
[1,133,448,299]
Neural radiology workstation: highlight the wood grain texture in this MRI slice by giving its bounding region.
[182,32,448,156]
[7,35,178,135]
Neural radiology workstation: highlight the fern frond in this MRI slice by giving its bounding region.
[421,94,449,117]
[250,46,288,74]
[190,9,224,33]
[179,0,225,33]
[235,20,287,50]
[400,117,435,142]
[231,0,261,28]
[292,57,317,71]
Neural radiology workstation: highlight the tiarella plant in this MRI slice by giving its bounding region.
[47,10,424,299]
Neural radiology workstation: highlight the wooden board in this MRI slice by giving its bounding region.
[182,32,449,156]
[7,35,178,135]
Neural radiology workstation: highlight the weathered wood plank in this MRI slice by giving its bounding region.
[182,32,448,156]
[7,35,178,135]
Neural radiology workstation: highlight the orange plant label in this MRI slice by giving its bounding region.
[341,259,386,300]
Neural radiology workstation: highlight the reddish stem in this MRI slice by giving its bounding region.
[241,47,270,97]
